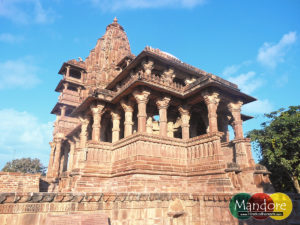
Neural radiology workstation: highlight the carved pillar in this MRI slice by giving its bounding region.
[77,86,82,99]
[47,142,56,177]
[79,116,89,148]
[202,91,220,133]
[228,101,244,139]
[120,99,134,137]
[52,137,63,177]
[66,65,70,77]
[111,110,121,143]
[133,89,151,133]
[179,105,191,139]
[91,103,105,142]
[62,145,69,172]
[73,136,80,169]
[146,113,153,134]
[60,105,66,117]
[68,140,75,171]
[156,96,171,137]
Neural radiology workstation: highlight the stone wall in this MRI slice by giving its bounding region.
[0,192,298,225]
[0,172,40,193]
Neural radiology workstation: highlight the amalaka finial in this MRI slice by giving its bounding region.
[113,17,118,23]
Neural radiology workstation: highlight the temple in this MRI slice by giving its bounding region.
[47,18,272,195]
[4,19,300,225]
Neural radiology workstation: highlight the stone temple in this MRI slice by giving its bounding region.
[47,18,267,195]
[3,18,298,225]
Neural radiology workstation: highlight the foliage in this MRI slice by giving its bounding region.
[248,106,300,193]
[2,158,46,175]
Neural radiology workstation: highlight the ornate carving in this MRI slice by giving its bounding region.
[156,96,171,109]
[120,99,134,112]
[162,68,175,83]
[132,88,151,104]
[228,101,243,113]
[202,91,220,105]
[184,76,196,85]
[141,60,154,75]
[90,103,105,115]
[110,110,121,120]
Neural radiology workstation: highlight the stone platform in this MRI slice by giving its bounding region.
[0,192,299,225]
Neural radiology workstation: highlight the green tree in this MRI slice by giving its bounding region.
[2,158,46,175]
[248,106,300,193]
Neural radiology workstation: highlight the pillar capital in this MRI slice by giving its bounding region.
[178,104,191,116]
[120,99,134,112]
[202,91,220,105]
[228,101,243,113]
[90,102,105,115]
[156,96,171,110]
[133,88,151,104]
[111,110,121,120]
[141,60,154,75]
[79,116,89,126]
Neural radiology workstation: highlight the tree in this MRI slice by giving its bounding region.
[248,106,300,193]
[2,158,46,175]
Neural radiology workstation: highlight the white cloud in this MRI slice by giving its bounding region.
[228,71,263,94]
[0,0,55,24]
[0,33,24,43]
[0,58,41,90]
[89,0,206,11]
[242,99,273,114]
[0,109,52,169]
[223,64,241,77]
[257,31,297,68]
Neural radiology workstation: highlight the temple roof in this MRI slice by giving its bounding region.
[84,18,132,86]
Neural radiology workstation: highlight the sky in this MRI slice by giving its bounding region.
[0,0,299,169]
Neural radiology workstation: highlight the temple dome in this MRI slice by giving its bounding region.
[85,18,131,86]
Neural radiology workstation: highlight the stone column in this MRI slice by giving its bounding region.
[73,136,80,168]
[156,96,171,137]
[66,65,70,77]
[179,105,191,140]
[68,140,75,171]
[62,145,69,172]
[120,99,134,137]
[52,137,63,177]
[228,101,244,139]
[79,116,89,148]
[133,89,151,133]
[47,142,56,177]
[202,91,220,133]
[60,105,66,117]
[77,86,82,99]
[91,103,105,142]
[111,110,121,142]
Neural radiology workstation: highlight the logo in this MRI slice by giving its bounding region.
[229,192,293,221]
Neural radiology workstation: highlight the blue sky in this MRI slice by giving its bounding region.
[0,0,299,169]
